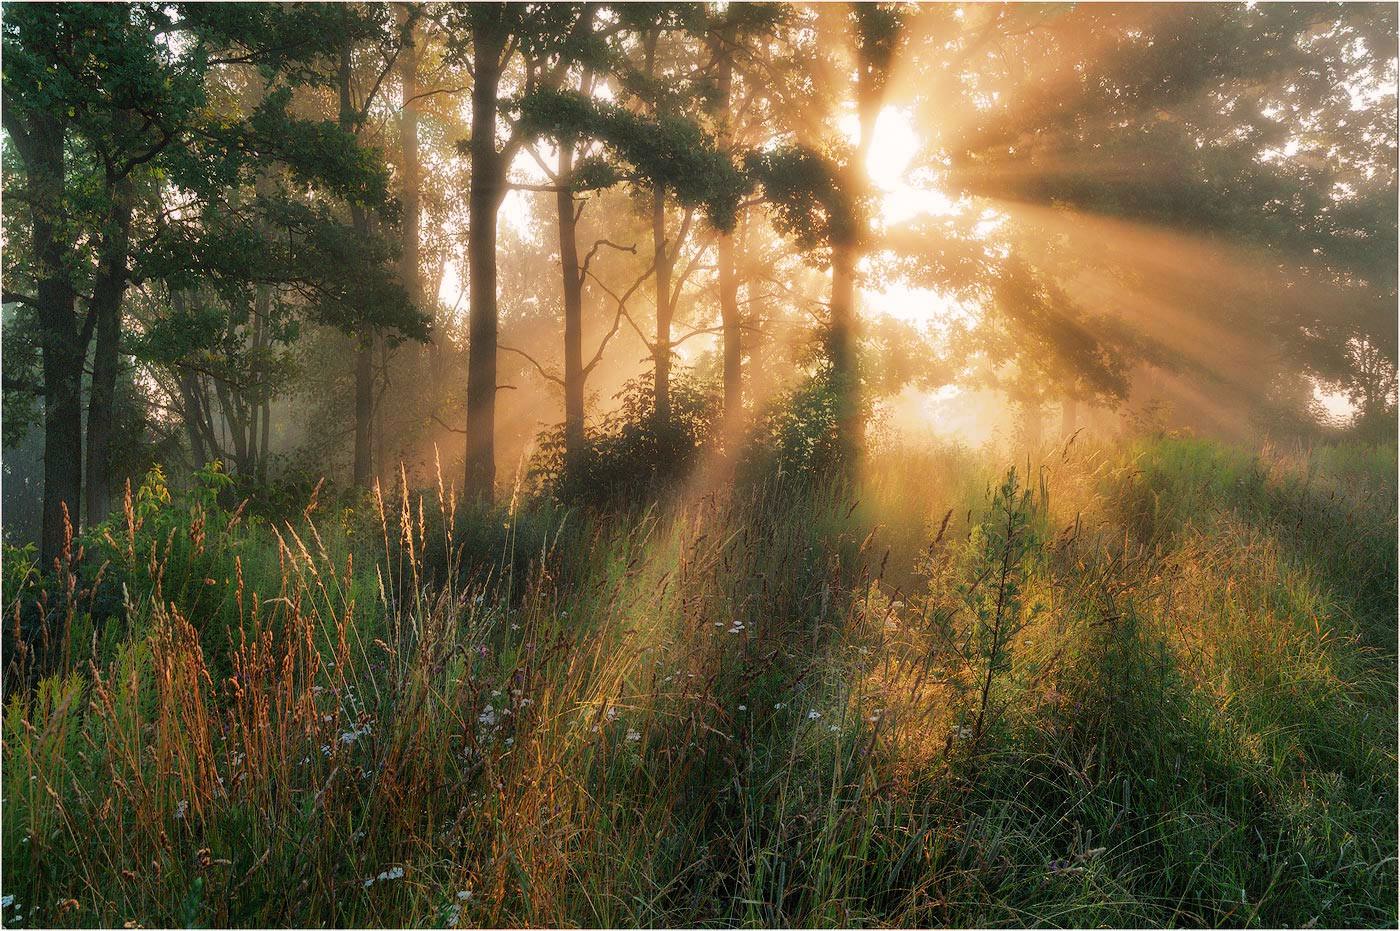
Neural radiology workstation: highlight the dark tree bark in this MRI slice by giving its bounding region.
[4,106,84,565]
[828,244,859,464]
[83,178,133,527]
[253,171,274,483]
[464,18,507,503]
[339,41,378,489]
[718,234,741,425]
[556,142,587,462]
[179,370,211,470]
[826,38,883,470]
[398,5,421,309]
[714,28,742,427]
[652,185,673,423]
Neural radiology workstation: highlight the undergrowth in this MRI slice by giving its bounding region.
[2,436,1395,928]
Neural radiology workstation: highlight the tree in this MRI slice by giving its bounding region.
[2,3,208,562]
[442,2,602,503]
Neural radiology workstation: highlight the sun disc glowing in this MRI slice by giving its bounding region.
[842,107,961,225]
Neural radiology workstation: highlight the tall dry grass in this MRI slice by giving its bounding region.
[2,437,1395,927]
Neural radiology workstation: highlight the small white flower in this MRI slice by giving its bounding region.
[774,702,785,710]
[362,865,405,887]
[738,704,747,711]
[625,729,641,742]
[807,710,822,720]
[456,890,472,901]
[174,799,188,820]
[2,895,15,908]
[478,706,497,727]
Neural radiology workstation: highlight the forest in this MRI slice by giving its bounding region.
[0,2,1396,928]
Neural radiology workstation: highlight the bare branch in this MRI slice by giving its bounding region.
[431,413,467,434]
[504,181,568,193]
[501,344,566,387]
[582,300,625,376]
[524,143,560,183]
[579,237,637,281]
[586,252,658,351]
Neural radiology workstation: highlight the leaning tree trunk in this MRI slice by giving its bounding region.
[464,22,506,503]
[556,143,587,464]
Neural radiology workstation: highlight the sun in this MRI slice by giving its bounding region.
[842,106,959,225]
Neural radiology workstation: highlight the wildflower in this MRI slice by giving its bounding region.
[491,690,502,697]
[807,710,821,720]
[478,706,497,728]
[362,866,405,887]
[738,704,747,711]
[2,896,14,909]
[774,702,785,710]
[625,729,641,742]
[457,890,472,901]
[605,707,618,722]
[174,800,188,820]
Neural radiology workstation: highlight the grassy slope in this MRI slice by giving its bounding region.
[2,436,1395,928]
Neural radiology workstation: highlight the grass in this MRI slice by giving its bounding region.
[2,435,1395,928]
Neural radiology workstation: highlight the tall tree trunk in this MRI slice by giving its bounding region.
[353,325,375,486]
[1060,396,1079,436]
[825,51,881,470]
[8,107,84,566]
[556,142,586,464]
[180,371,209,470]
[652,184,672,423]
[718,228,741,426]
[398,5,421,309]
[84,177,133,527]
[340,47,377,489]
[828,244,859,465]
[397,2,427,481]
[253,170,274,483]
[465,22,505,503]
[213,377,251,474]
[714,27,742,427]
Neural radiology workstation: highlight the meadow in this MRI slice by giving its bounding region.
[2,434,1396,928]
